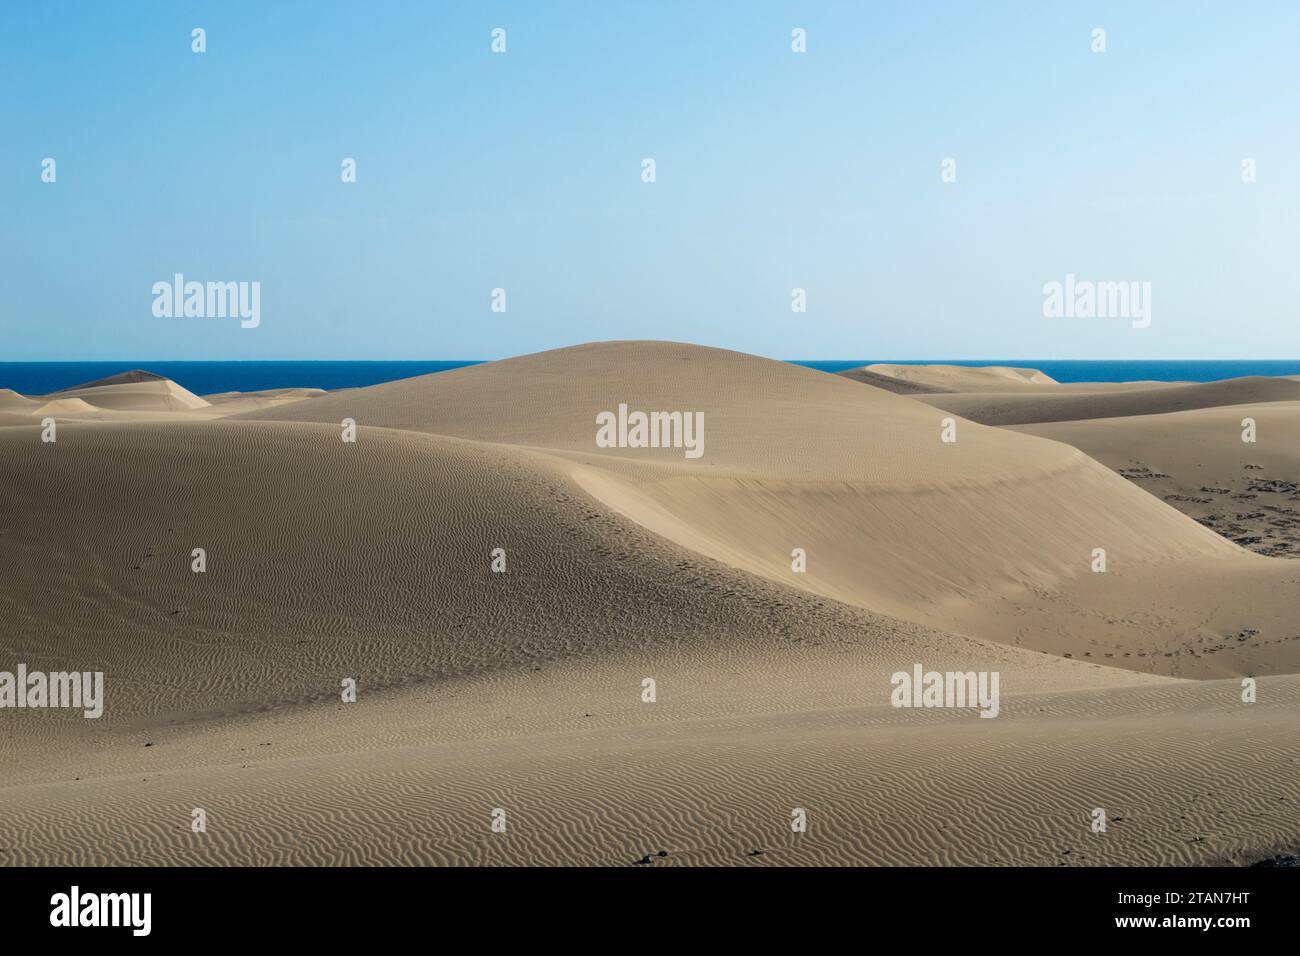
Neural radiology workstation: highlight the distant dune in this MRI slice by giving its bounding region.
[0,374,324,424]
[68,369,174,388]
[2,343,1298,866]
[854,363,1058,392]
[51,369,211,412]
[914,375,1300,426]
[202,387,329,414]
[834,366,953,394]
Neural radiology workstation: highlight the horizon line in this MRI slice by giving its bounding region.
[8,357,1300,364]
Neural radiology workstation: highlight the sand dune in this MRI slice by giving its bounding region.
[199,388,327,415]
[1015,401,1300,558]
[51,370,211,412]
[0,375,327,425]
[243,342,1300,677]
[0,390,44,427]
[238,341,1094,479]
[205,386,328,404]
[3,343,1298,866]
[859,363,1058,391]
[28,397,99,417]
[834,366,950,394]
[72,369,173,387]
[3,661,1295,866]
[915,375,1300,426]
[0,389,39,411]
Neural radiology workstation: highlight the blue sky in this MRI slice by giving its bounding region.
[2,1,1297,360]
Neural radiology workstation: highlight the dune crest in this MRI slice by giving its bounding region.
[65,369,172,389]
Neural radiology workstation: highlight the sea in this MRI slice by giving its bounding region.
[4,360,1300,395]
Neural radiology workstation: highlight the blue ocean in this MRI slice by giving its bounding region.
[4,359,1300,395]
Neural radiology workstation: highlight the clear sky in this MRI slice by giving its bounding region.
[2,1,1297,361]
